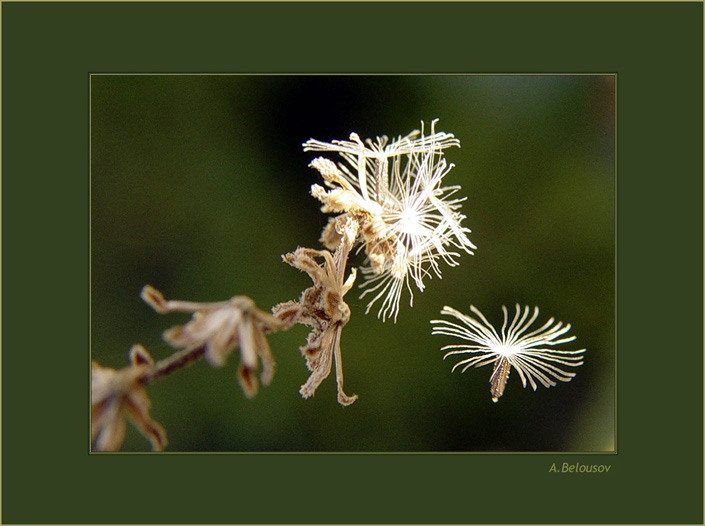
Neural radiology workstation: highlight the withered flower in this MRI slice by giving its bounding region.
[273,218,359,406]
[91,345,167,451]
[141,285,286,398]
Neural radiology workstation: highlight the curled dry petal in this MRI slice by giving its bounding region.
[129,344,155,366]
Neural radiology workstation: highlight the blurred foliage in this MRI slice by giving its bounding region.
[91,75,614,452]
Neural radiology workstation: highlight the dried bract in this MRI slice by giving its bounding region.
[273,218,359,405]
[431,304,585,402]
[141,285,286,398]
[91,345,167,451]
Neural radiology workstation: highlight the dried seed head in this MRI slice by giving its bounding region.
[305,120,476,322]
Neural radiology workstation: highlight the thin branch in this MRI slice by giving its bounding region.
[140,344,207,384]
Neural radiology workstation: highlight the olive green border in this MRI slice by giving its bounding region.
[2,1,702,524]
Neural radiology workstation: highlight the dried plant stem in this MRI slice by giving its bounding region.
[140,344,207,384]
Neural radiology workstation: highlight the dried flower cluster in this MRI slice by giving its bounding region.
[91,119,585,451]
[91,287,289,451]
[140,285,286,397]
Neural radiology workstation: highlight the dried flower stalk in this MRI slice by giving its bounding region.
[92,120,487,451]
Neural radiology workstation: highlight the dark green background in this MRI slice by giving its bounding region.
[2,1,702,525]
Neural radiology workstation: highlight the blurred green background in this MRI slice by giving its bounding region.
[91,75,614,452]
